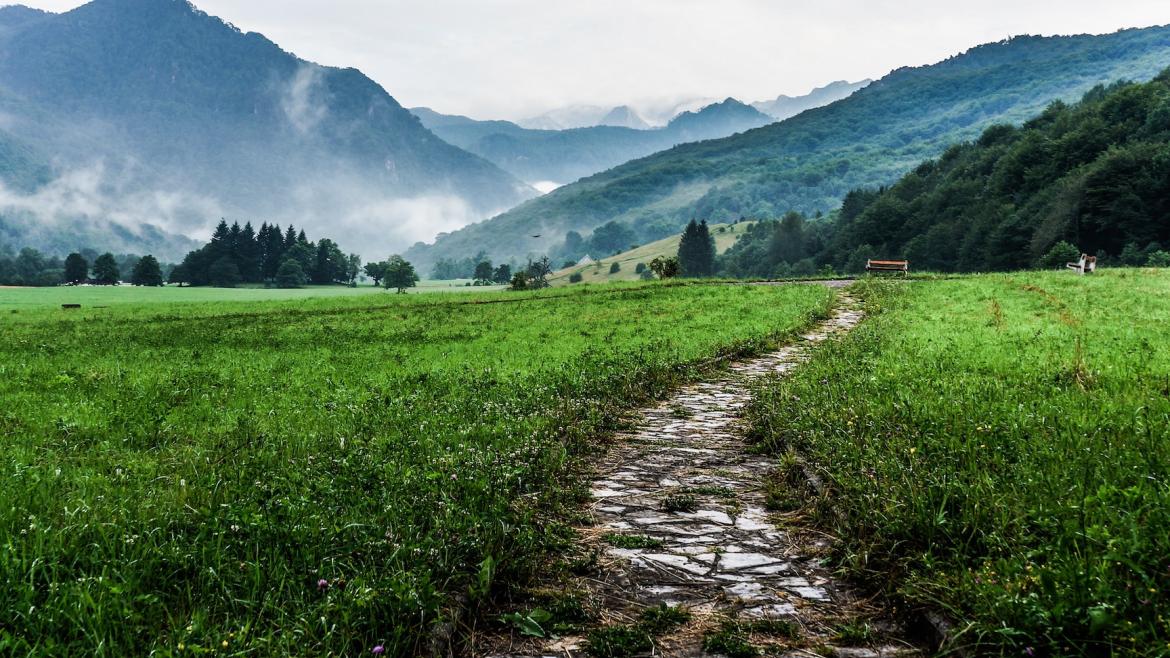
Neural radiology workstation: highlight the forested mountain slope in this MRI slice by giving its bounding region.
[0,0,533,259]
[408,26,1170,271]
[818,71,1170,272]
[413,99,773,186]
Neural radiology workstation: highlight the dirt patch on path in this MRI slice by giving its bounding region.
[477,295,923,657]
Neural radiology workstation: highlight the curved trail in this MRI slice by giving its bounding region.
[482,293,921,657]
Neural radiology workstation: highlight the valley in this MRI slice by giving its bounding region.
[2,1,1170,656]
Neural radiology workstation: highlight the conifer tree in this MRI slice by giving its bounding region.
[678,219,716,277]
[130,255,164,286]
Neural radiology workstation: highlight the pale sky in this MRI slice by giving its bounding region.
[18,0,1170,120]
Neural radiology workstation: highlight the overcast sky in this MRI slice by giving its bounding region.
[19,0,1170,120]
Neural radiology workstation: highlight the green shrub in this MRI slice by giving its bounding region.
[1147,250,1170,267]
[1038,241,1081,269]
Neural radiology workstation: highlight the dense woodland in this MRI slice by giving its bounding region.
[720,71,1170,276]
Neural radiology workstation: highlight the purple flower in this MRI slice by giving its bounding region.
[1024,648,1035,657]
[372,646,386,655]
[317,578,329,590]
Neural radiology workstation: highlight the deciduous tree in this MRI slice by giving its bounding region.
[92,253,120,285]
[383,256,419,294]
[64,253,88,284]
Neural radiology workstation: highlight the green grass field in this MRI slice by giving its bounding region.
[0,281,504,310]
[747,269,1170,655]
[0,281,835,656]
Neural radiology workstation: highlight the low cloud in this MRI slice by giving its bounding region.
[281,65,329,134]
[0,158,498,262]
[0,163,223,255]
[531,181,562,195]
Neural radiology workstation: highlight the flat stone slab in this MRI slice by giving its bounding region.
[477,297,922,656]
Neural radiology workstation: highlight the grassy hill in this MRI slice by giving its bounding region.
[408,25,1170,272]
[548,221,752,285]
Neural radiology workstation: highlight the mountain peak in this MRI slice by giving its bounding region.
[600,105,651,129]
[668,98,769,128]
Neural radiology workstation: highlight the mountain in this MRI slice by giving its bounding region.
[413,99,773,187]
[407,26,1170,271]
[518,105,625,131]
[752,80,871,120]
[599,105,652,130]
[0,0,534,260]
[816,71,1170,273]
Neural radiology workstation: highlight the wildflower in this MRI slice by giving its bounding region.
[178,643,185,651]
[451,473,458,480]
[372,645,386,655]
[317,578,330,590]
[1024,648,1035,657]
[222,640,229,649]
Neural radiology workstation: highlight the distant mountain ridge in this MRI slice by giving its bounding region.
[0,0,534,259]
[752,80,871,120]
[407,25,1170,271]
[413,99,774,187]
[519,104,656,130]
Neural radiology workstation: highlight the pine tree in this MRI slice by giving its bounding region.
[264,224,287,280]
[284,225,298,250]
[678,219,716,277]
[228,222,243,262]
[209,220,231,261]
[239,222,260,282]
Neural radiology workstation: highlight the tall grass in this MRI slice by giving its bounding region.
[746,271,1170,656]
[0,282,834,656]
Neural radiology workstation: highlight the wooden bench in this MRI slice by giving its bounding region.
[1066,254,1097,275]
[866,259,909,276]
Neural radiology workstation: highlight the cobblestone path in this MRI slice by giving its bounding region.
[481,296,922,657]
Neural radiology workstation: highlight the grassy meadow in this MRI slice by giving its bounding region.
[0,281,835,656]
[747,269,1170,655]
[548,221,752,286]
[0,281,503,311]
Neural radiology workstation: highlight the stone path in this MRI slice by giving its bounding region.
[481,295,922,657]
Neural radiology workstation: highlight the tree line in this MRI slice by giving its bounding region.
[171,221,362,288]
[0,246,171,287]
[429,251,515,284]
